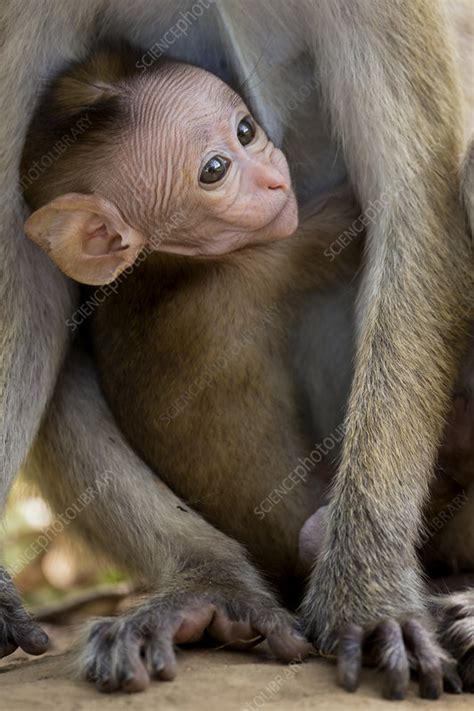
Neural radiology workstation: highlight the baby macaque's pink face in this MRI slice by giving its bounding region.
[24,62,298,285]
[107,63,298,257]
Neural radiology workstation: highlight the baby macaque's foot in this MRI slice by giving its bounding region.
[433,590,474,692]
[81,589,311,692]
[0,567,49,658]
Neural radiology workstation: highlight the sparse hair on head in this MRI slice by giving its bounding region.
[21,42,157,208]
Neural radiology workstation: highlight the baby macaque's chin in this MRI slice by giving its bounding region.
[202,192,299,256]
[261,190,299,242]
[157,192,298,258]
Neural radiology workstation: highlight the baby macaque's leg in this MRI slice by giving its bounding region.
[25,347,309,692]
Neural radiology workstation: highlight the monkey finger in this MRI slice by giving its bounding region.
[143,632,177,682]
[402,619,445,699]
[371,620,410,700]
[3,594,49,656]
[15,623,49,656]
[86,622,150,693]
[442,660,463,694]
[250,611,311,662]
[337,623,364,692]
[265,629,312,663]
[120,660,150,694]
[117,627,150,693]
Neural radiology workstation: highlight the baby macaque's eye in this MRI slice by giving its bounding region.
[199,155,231,185]
[237,116,256,146]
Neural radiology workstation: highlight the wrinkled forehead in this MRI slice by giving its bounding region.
[107,64,244,228]
[133,64,243,146]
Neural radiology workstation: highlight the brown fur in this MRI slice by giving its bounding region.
[90,195,360,597]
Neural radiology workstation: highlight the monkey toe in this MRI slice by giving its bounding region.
[434,589,474,692]
[337,623,364,692]
[365,620,411,700]
[184,595,309,661]
[0,577,49,658]
[402,619,449,699]
[143,633,177,681]
[219,599,310,662]
[265,628,311,662]
[336,617,457,700]
[84,619,150,693]
[15,623,49,656]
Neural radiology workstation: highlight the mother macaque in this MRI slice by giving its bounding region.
[1,0,473,700]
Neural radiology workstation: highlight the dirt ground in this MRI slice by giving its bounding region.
[1,629,472,711]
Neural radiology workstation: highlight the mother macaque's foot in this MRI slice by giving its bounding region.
[301,554,461,700]
[0,567,49,658]
[80,586,311,692]
[336,618,462,699]
[433,589,474,692]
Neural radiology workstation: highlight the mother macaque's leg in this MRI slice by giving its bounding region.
[0,0,99,660]
[24,348,309,692]
[302,0,472,699]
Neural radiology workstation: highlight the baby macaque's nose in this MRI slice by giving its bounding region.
[256,164,289,192]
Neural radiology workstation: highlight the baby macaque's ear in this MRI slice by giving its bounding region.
[24,193,145,285]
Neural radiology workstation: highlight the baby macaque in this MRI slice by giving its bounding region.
[23,48,360,596]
